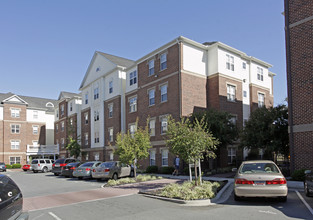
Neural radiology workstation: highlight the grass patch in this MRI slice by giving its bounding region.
[106,174,162,186]
[156,180,226,200]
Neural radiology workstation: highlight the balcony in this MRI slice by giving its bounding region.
[26,145,59,155]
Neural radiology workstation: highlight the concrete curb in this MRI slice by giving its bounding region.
[139,179,234,206]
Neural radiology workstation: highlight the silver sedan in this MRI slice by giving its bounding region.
[73,161,102,180]
[91,161,132,181]
[233,160,288,202]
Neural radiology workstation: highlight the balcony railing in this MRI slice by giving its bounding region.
[27,145,59,154]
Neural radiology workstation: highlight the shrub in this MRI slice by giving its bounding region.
[12,164,22,169]
[5,164,12,169]
[160,166,175,174]
[291,169,306,181]
[146,166,158,173]
[106,175,162,187]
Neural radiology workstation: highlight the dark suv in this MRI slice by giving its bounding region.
[52,158,79,176]
[0,174,29,219]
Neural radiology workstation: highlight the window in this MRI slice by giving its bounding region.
[94,132,99,143]
[228,147,236,164]
[94,87,99,100]
[129,124,137,137]
[160,84,168,102]
[149,60,155,76]
[110,152,114,161]
[149,89,155,106]
[108,104,113,118]
[129,97,137,113]
[85,93,89,105]
[150,150,156,166]
[33,126,39,135]
[11,124,20,134]
[94,152,100,161]
[84,113,89,124]
[161,117,168,134]
[229,116,237,125]
[149,119,155,136]
[258,93,265,107]
[11,108,20,118]
[56,110,59,118]
[243,90,247,98]
[56,124,59,133]
[94,110,99,121]
[32,141,38,146]
[257,67,264,81]
[33,111,38,119]
[70,103,73,111]
[60,105,64,116]
[85,133,89,145]
[160,53,167,71]
[86,153,89,161]
[227,84,236,102]
[11,140,20,150]
[69,118,73,126]
[61,138,65,148]
[161,149,168,166]
[109,81,113,94]
[242,62,246,69]
[109,128,113,142]
[226,54,234,71]
[61,121,64,132]
[130,71,137,86]
[10,157,20,165]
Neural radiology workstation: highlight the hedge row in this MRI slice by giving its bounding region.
[5,164,22,169]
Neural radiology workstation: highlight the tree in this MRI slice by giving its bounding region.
[115,119,151,179]
[166,116,219,185]
[66,137,81,159]
[240,105,289,161]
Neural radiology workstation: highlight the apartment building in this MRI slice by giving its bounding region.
[0,92,57,164]
[73,36,274,170]
[285,1,313,171]
[54,92,82,159]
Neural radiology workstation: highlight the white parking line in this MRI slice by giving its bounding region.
[296,190,313,216]
[49,212,62,220]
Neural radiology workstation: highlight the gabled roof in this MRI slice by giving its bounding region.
[58,91,81,101]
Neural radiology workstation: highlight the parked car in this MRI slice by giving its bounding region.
[0,174,29,219]
[0,162,6,172]
[233,160,288,202]
[22,164,31,172]
[73,161,102,180]
[52,158,79,176]
[304,169,313,197]
[61,162,82,178]
[92,161,133,181]
[31,159,54,173]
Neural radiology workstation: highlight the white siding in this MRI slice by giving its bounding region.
[26,109,46,122]
[126,67,138,94]
[45,113,55,145]
[0,106,3,120]
[250,62,272,94]
[182,43,207,76]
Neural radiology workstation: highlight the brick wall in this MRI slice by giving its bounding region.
[104,96,121,146]
[81,108,91,149]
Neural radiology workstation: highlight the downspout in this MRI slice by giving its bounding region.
[284,0,294,172]
[177,38,182,118]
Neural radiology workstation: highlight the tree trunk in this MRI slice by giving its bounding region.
[194,161,198,186]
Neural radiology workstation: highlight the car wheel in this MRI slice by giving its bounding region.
[234,193,241,201]
[23,169,27,172]
[305,182,312,197]
[43,167,48,173]
[279,196,287,202]
[112,173,118,181]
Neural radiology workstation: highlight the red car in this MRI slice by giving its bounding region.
[22,164,31,171]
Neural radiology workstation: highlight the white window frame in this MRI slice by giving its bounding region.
[129,123,137,137]
[257,67,264,81]
[149,119,156,136]
[60,105,64,116]
[258,93,265,107]
[61,138,65,148]
[94,132,99,143]
[109,81,113,94]
[94,87,99,100]
[10,157,21,165]
[161,149,169,166]
[85,133,89,145]
[226,54,234,71]
[130,71,137,86]
[33,125,39,135]
[109,128,113,142]
[110,152,114,161]
[160,117,168,134]
[228,147,236,164]
[70,102,73,112]
[148,89,155,106]
[56,124,59,133]
[129,96,137,113]
[10,140,20,150]
[108,103,113,118]
[227,84,236,102]
[160,53,167,71]
[11,124,20,134]
[94,110,99,121]
[61,121,65,132]
[160,84,168,103]
[149,60,155,76]
[150,150,156,166]
[11,108,20,118]
[84,113,89,124]
[242,62,246,70]
[85,93,89,105]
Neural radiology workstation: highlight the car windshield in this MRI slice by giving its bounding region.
[31,160,38,164]
[55,159,65,164]
[67,162,79,166]
[100,162,115,168]
[239,163,280,174]
[80,162,95,167]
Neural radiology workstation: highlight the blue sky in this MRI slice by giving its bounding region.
[0,0,287,105]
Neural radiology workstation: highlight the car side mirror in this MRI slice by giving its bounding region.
[232,168,237,172]
[305,170,312,174]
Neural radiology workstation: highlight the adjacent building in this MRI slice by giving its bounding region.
[0,92,57,164]
[285,1,313,171]
[56,36,274,170]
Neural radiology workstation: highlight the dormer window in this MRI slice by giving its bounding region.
[226,54,234,71]
[130,71,137,86]
[257,67,264,81]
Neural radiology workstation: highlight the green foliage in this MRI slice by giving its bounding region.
[5,164,12,169]
[66,137,81,159]
[12,164,21,169]
[160,166,175,174]
[240,105,289,158]
[146,165,158,173]
[106,175,162,186]
[115,119,151,179]
[291,169,306,181]
[157,181,221,200]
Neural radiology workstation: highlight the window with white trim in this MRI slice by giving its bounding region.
[227,84,236,102]
[110,152,114,161]
[70,102,73,111]
[149,89,155,106]
[129,97,137,113]
[32,141,38,146]
[109,80,113,94]
[69,118,73,126]
[94,87,99,100]
[229,116,237,125]
[129,123,137,137]
[94,132,99,143]
[11,108,20,118]
[108,104,113,118]
[85,93,89,104]
[109,128,113,142]
[149,60,155,76]
[11,124,20,134]
[33,125,39,135]
[61,138,65,148]
[161,117,168,134]
[242,62,246,69]
[160,84,168,102]
[94,152,100,161]
[94,110,99,121]
[61,121,64,132]
[226,54,234,71]
[228,147,236,164]
[161,149,168,166]
[84,113,89,124]
[149,119,155,136]
[160,53,167,71]
[60,105,64,116]
[130,71,137,86]
[243,90,247,98]
[56,124,59,133]
[10,157,20,165]
[85,133,89,145]
[10,140,20,150]
[258,93,265,107]
[150,150,156,166]
[257,67,264,81]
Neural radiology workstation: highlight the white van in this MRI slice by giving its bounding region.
[31,159,54,173]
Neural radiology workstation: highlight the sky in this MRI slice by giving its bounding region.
[0,0,287,106]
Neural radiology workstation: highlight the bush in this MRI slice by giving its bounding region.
[5,164,12,169]
[12,164,21,169]
[146,166,158,173]
[160,166,175,174]
[291,169,306,181]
